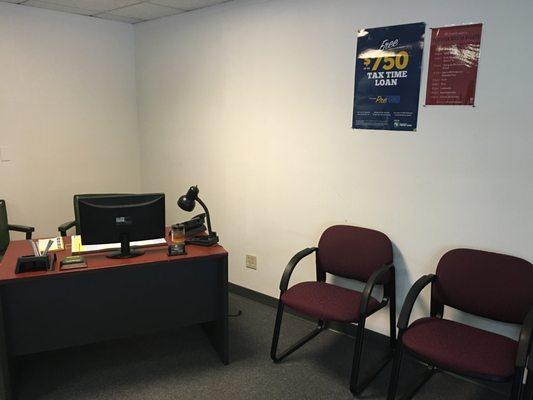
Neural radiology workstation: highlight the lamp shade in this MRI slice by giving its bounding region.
[177,186,199,212]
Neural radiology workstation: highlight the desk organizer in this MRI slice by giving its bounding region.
[15,255,51,274]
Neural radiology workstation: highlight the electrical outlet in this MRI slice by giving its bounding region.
[0,146,11,162]
[245,254,257,270]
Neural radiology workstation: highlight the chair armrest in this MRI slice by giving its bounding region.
[279,247,318,292]
[398,274,436,330]
[8,224,35,240]
[58,220,76,237]
[516,306,533,368]
[360,263,394,317]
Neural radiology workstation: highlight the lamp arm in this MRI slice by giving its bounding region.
[195,196,213,234]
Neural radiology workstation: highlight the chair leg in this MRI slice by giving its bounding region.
[350,317,394,395]
[270,300,325,363]
[524,371,532,400]
[387,341,404,400]
[399,366,436,400]
[389,284,397,350]
[350,318,367,394]
[350,289,397,396]
[510,368,524,400]
[270,301,285,361]
[388,341,438,400]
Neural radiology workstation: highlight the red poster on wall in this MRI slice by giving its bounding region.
[425,23,482,105]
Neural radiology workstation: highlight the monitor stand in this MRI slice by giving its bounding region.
[107,233,144,259]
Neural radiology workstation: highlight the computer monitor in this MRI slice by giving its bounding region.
[78,193,166,259]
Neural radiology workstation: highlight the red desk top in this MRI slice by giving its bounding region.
[0,229,227,284]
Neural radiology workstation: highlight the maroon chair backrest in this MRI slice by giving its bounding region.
[433,248,533,324]
[317,225,393,283]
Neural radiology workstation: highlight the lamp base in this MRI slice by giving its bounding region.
[186,233,219,246]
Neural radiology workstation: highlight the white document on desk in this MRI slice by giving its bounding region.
[71,235,167,254]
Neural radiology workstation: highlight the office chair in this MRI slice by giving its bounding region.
[58,193,129,236]
[0,199,35,260]
[271,225,396,395]
[387,248,533,400]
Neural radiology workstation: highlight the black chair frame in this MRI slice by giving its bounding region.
[7,225,34,240]
[270,247,396,395]
[524,350,533,400]
[387,274,533,400]
[58,220,76,237]
[0,199,34,260]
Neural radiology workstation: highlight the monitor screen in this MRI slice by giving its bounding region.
[78,193,165,257]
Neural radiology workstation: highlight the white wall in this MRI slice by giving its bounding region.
[0,3,141,238]
[0,0,528,341]
[135,0,533,338]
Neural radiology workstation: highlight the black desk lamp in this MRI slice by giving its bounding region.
[177,186,219,246]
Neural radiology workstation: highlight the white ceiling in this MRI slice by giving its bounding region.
[1,0,232,23]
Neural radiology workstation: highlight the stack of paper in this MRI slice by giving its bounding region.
[37,237,64,253]
[71,235,167,254]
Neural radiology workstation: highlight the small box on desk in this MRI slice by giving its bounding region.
[15,255,51,274]
[60,255,87,270]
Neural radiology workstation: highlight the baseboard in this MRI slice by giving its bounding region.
[228,283,279,309]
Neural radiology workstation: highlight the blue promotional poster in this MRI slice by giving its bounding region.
[352,22,425,131]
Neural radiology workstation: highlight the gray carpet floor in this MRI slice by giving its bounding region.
[16,293,509,400]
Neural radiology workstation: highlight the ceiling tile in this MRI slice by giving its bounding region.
[149,0,229,11]
[26,0,139,12]
[109,2,184,20]
[21,0,141,12]
[96,12,142,24]
[23,0,96,15]
[2,0,232,23]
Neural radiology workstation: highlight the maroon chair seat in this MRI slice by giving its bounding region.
[403,317,518,379]
[281,281,381,322]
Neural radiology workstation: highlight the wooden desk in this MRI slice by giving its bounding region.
[0,233,228,400]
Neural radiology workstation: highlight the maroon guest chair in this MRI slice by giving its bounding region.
[270,225,396,395]
[387,249,533,400]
